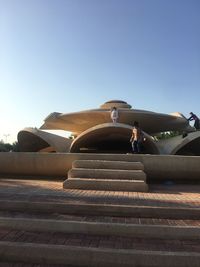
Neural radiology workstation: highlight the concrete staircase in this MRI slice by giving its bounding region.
[0,191,200,267]
[63,159,148,192]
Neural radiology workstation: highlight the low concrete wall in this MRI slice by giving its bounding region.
[0,152,200,181]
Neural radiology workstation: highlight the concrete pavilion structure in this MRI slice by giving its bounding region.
[18,100,200,155]
[1,101,200,266]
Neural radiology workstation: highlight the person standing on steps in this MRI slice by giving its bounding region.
[130,121,144,153]
[110,107,119,123]
[187,112,200,130]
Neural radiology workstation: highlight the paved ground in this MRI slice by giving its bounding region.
[0,179,199,208]
[0,264,68,267]
[0,228,200,252]
[0,178,200,227]
[0,178,200,266]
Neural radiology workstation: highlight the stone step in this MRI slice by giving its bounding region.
[72,160,144,170]
[0,210,199,227]
[0,216,199,240]
[68,168,146,181]
[64,178,148,192]
[0,241,200,266]
[0,200,200,219]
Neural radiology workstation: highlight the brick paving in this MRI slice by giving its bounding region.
[0,178,200,266]
[0,229,200,253]
[0,263,72,267]
[0,179,199,208]
[0,179,199,227]
[0,210,199,226]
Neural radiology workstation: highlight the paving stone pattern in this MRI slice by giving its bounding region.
[0,179,200,208]
[0,178,200,266]
[0,229,200,252]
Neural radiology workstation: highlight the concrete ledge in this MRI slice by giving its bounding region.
[0,200,200,219]
[0,153,200,181]
[68,168,146,181]
[73,160,144,170]
[63,178,148,192]
[0,217,199,240]
[0,241,200,266]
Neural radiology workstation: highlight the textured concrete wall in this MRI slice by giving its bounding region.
[0,152,200,181]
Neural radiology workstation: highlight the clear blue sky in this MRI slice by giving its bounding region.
[0,0,200,143]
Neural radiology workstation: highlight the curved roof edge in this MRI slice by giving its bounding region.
[70,122,159,154]
[100,100,132,109]
[157,131,200,155]
[18,127,72,152]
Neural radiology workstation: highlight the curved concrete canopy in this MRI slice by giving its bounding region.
[18,100,196,155]
[18,128,72,152]
[40,107,190,135]
[70,123,159,154]
[100,100,132,109]
[157,131,200,155]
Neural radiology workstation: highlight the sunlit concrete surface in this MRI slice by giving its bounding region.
[17,100,196,154]
[70,122,159,154]
[40,100,190,135]
[0,152,200,181]
[18,127,72,152]
[157,131,200,155]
